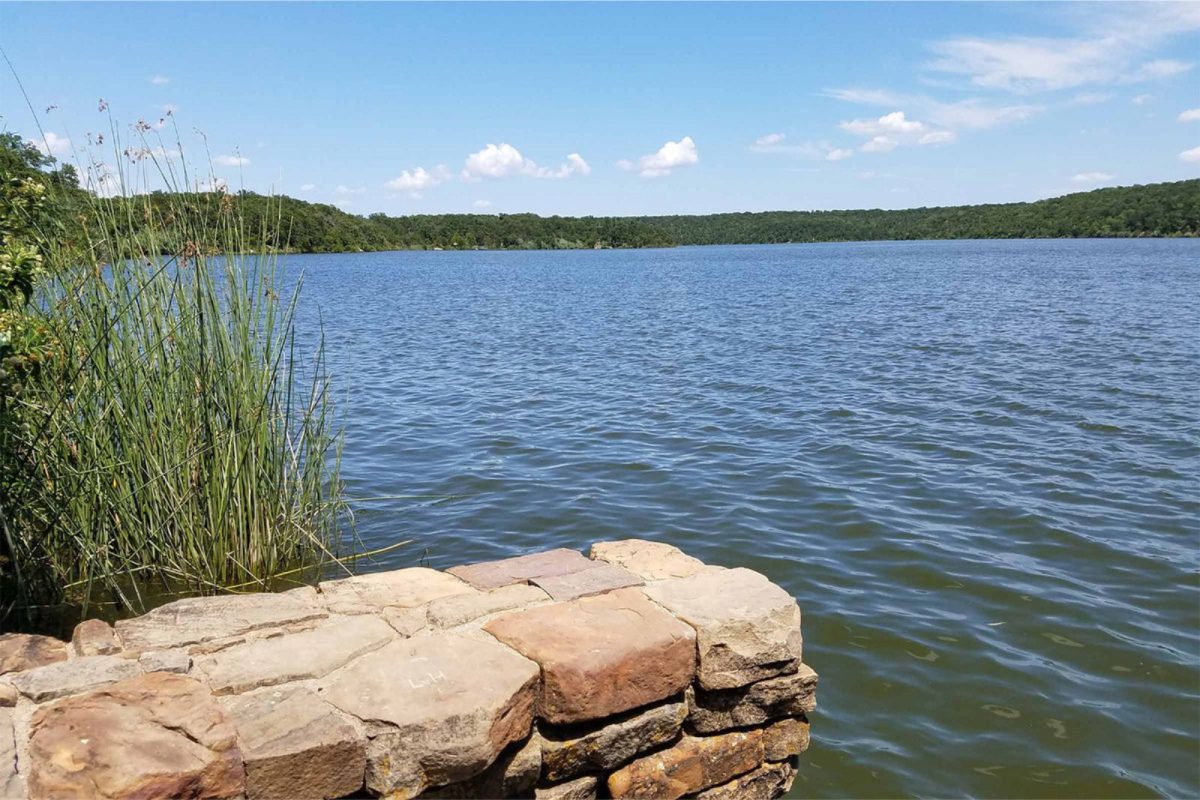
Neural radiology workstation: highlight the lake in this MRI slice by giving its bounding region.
[286,239,1199,799]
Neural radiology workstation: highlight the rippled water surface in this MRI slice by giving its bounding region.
[287,239,1199,799]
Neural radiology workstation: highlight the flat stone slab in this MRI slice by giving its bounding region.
[220,685,365,800]
[539,698,687,781]
[319,567,475,614]
[9,655,141,702]
[1,707,22,799]
[193,615,395,695]
[589,539,712,581]
[763,716,810,761]
[425,582,551,629]
[139,649,192,674]
[0,683,15,707]
[448,548,594,590]
[418,734,540,798]
[532,561,644,601]
[485,588,697,724]
[694,760,796,800]
[643,567,802,689]
[536,774,599,800]
[0,634,67,675]
[114,590,326,652]
[688,663,817,733]
[607,729,764,799]
[318,631,539,797]
[26,672,244,799]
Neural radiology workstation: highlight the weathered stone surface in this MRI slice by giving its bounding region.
[0,634,67,676]
[448,548,593,590]
[693,760,796,800]
[319,631,539,797]
[220,685,364,800]
[607,730,764,799]
[539,699,687,781]
[426,582,550,629]
[72,619,122,657]
[139,648,192,674]
[589,539,711,581]
[643,567,801,690]
[485,588,697,725]
[536,774,599,800]
[687,663,817,733]
[0,683,16,707]
[114,590,326,652]
[318,567,474,614]
[418,734,540,798]
[532,562,644,601]
[9,655,141,702]
[27,672,244,799]
[1,707,23,799]
[194,615,394,695]
[763,716,810,761]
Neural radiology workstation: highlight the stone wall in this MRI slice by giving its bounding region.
[0,540,817,800]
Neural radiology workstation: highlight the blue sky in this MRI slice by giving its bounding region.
[2,2,1198,216]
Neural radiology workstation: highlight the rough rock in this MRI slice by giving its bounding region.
[220,685,365,800]
[607,729,764,799]
[318,631,539,797]
[642,567,801,690]
[448,548,594,590]
[536,774,599,800]
[1,707,23,799]
[687,663,817,733]
[114,590,326,652]
[588,540,712,581]
[318,567,475,614]
[0,634,67,676]
[139,649,192,674]
[26,672,244,799]
[763,716,810,761]
[418,734,540,798]
[693,760,797,800]
[0,683,16,707]
[485,588,697,724]
[9,655,141,702]
[193,615,394,695]
[71,619,122,657]
[538,699,687,781]
[532,562,644,601]
[425,582,550,629]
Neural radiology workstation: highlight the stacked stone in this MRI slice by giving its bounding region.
[0,540,816,800]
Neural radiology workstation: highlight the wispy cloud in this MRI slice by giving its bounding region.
[1071,171,1115,184]
[1179,108,1200,122]
[620,136,698,178]
[335,185,366,195]
[473,199,492,208]
[825,89,1042,131]
[461,143,590,181]
[1180,145,1200,163]
[837,111,956,153]
[298,184,316,193]
[750,133,853,161]
[215,154,249,167]
[27,131,71,159]
[150,75,170,86]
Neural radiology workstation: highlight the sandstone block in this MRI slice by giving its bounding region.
[0,683,16,707]
[26,672,244,799]
[485,588,696,724]
[319,631,539,797]
[9,655,141,702]
[643,567,801,689]
[763,716,810,761]
[71,619,122,657]
[693,760,796,800]
[220,685,365,800]
[536,775,599,800]
[114,590,326,652]
[532,562,644,601]
[318,567,475,614]
[607,729,764,799]
[139,649,192,674]
[193,615,394,695]
[539,698,687,781]
[1,707,23,799]
[687,663,817,733]
[0,634,67,676]
[448,548,593,590]
[589,540,711,581]
[418,734,540,798]
[425,582,550,629]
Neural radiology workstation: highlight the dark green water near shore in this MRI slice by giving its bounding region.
[287,239,1198,799]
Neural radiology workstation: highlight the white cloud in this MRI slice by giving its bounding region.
[335,185,366,195]
[215,154,250,167]
[754,132,787,148]
[461,143,589,181]
[27,131,71,159]
[1179,108,1200,122]
[751,135,850,160]
[1123,59,1193,82]
[473,199,492,208]
[197,177,228,193]
[624,136,699,178]
[1071,171,1115,184]
[386,165,451,196]
[860,136,899,153]
[827,89,1040,131]
[918,130,957,145]
[1180,145,1200,163]
[840,111,926,136]
[150,75,170,86]
[1132,93,1154,105]
[1067,92,1113,106]
[298,184,316,193]
[825,148,854,161]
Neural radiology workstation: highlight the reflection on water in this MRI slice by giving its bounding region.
[277,239,1197,799]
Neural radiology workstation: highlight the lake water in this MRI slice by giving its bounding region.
[287,239,1199,799]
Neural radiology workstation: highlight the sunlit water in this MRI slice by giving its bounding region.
[285,239,1199,799]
